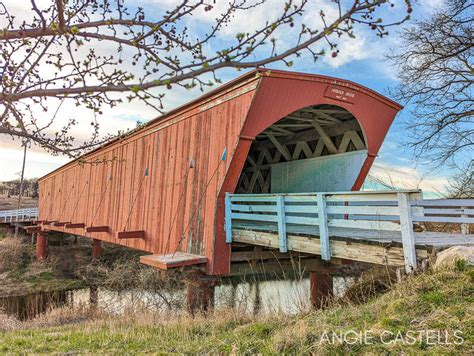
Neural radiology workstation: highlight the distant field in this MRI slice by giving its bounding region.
[0,195,38,210]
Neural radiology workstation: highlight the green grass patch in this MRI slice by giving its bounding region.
[0,229,7,240]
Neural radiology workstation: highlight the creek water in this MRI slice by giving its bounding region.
[0,277,354,321]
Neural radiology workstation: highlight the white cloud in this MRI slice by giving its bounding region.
[368,161,449,195]
[0,146,69,181]
[0,0,452,185]
[417,0,446,13]
[323,35,370,68]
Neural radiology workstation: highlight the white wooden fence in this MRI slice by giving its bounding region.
[0,207,38,223]
[225,190,473,273]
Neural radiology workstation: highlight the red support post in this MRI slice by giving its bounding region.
[310,272,333,309]
[92,239,102,258]
[185,271,216,315]
[36,233,47,261]
[186,283,215,315]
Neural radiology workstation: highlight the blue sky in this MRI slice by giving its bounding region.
[0,0,455,195]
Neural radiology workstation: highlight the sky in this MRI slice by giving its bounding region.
[0,0,454,196]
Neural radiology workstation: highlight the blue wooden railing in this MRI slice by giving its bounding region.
[224,190,474,273]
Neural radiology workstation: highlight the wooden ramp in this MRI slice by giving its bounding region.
[225,190,473,272]
[140,253,207,270]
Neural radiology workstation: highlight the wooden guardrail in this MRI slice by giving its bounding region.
[0,207,38,223]
[225,190,473,273]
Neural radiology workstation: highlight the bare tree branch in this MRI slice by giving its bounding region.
[0,0,412,157]
[388,0,473,167]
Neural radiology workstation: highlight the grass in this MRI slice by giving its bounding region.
[1,266,472,354]
[0,235,88,296]
[0,229,7,240]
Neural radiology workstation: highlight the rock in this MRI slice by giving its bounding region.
[433,246,474,270]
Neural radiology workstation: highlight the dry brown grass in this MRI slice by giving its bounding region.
[0,195,38,209]
[342,267,397,305]
[0,236,33,273]
[0,313,20,332]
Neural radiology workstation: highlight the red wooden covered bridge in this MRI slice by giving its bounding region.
[31,69,473,310]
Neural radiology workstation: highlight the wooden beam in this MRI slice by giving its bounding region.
[338,131,352,153]
[246,155,257,167]
[350,131,366,150]
[25,225,42,233]
[267,126,293,135]
[273,124,313,128]
[52,221,70,227]
[267,133,291,160]
[232,229,428,267]
[117,230,145,239]
[286,116,316,122]
[42,221,57,225]
[65,223,86,229]
[229,257,366,277]
[312,109,352,115]
[317,194,331,261]
[312,139,326,157]
[292,142,313,160]
[313,110,343,123]
[86,225,110,233]
[300,108,344,123]
[230,250,309,262]
[225,194,232,243]
[252,120,360,151]
[311,122,338,154]
[276,195,287,252]
[140,253,207,270]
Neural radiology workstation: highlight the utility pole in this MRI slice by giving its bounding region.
[14,140,28,238]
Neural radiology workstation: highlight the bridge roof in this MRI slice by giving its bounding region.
[40,68,401,181]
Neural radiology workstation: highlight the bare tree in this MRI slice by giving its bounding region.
[0,0,411,157]
[445,161,473,198]
[389,0,473,167]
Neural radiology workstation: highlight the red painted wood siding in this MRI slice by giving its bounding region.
[39,76,259,259]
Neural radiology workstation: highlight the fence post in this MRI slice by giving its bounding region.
[397,192,417,273]
[276,195,287,252]
[317,194,331,261]
[225,193,232,243]
[461,207,468,235]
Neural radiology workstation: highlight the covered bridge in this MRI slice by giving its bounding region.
[37,69,402,276]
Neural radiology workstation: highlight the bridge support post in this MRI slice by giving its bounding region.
[310,272,333,309]
[185,271,216,315]
[36,233,47,261]
[92,239,102,258]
